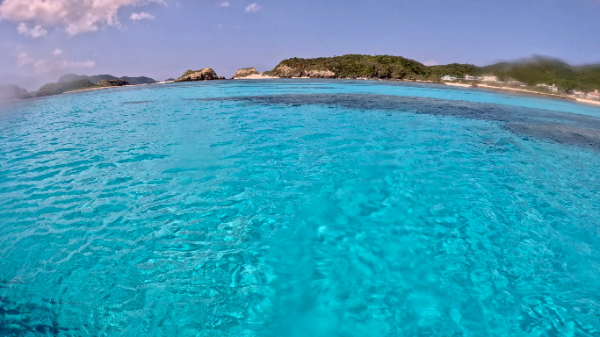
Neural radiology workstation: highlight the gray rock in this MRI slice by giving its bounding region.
[175,68,219,82]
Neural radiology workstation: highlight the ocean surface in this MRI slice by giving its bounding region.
[1,80,600,336]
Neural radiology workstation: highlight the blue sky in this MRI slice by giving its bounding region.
[1,0,599,91]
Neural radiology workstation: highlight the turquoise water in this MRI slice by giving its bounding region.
[1,80,600,336]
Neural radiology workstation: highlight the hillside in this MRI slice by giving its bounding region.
[37,79,96,97]
[480,56,600,92]
[263,54,600,92]
[264,54,436,80]
[429,63,483,78]
[58,74,156,85]
[264,55,489,81]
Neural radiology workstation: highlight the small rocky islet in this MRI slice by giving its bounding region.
[232,67,260,79]
[175,68,221,82]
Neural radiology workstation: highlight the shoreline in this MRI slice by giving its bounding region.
[233,74,280,80]
[36,77,600,108]
[62,81,165,94]
[444,82,600,107]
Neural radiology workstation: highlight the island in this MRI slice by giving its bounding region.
[36,79,96,97]
[2,55,599,105]
[58,74,156,85]
[175,68,220,82]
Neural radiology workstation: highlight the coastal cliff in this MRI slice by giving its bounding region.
[176,68,219,82]
[265,65,335,78]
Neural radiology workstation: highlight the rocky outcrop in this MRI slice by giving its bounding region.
[37,79,95,97]
[175,68,219,82]
[97,79,129,87]
[268,65,300,78]
[232,67,260,79]
[264,65,335,79]
[305,70,336,78]
[0,84,32,103]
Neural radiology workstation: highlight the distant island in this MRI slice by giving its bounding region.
[36,77,136,97]
[175,68,225,82]
[58,74,156,86]
[2,55,600,104]
[0,84,33,102]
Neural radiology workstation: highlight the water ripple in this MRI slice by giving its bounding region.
[0,81,599,336]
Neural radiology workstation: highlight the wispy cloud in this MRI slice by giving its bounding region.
[53,49,64,56]
[17,22,47,38]
[0,0,165,35]
[17,52,95,75]
[245,3,261,13]
[423,60,438,66]
[130,12,155,21]
[219,1,230,7]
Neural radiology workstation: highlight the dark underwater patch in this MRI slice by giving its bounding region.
[0,296,67,335]
[202,94,600,151]
[122,100,153,105]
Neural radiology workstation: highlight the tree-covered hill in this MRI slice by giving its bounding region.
[264,54,436,80]
[264,54,600,92]
[36,79,96,97]
[58,74,156,85]
[480,56,600,91]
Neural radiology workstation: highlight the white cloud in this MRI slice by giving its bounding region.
[245,3,260,13]
[423,60,438,66]
[130,12,155,20]
[17,22,47,38]
[17,52,95,75]
[219,2,230,7]
[17,52,36,67]
[53,49,64,56]
[0,0,165,35]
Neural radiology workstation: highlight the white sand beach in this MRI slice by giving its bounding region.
[233,74,280,80]
[443,82,600,106]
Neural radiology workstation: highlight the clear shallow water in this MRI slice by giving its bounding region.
[1,80,600,336]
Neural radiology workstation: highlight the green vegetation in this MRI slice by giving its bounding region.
[265,54,600,92]
[264,54,490,81]
[480,56,600,92]
[97,79,129,87]
[264,54,436,80]
[429,63,482,78]
[37,79,96,97]
[181,70,200,77]
[58,74,156,85]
